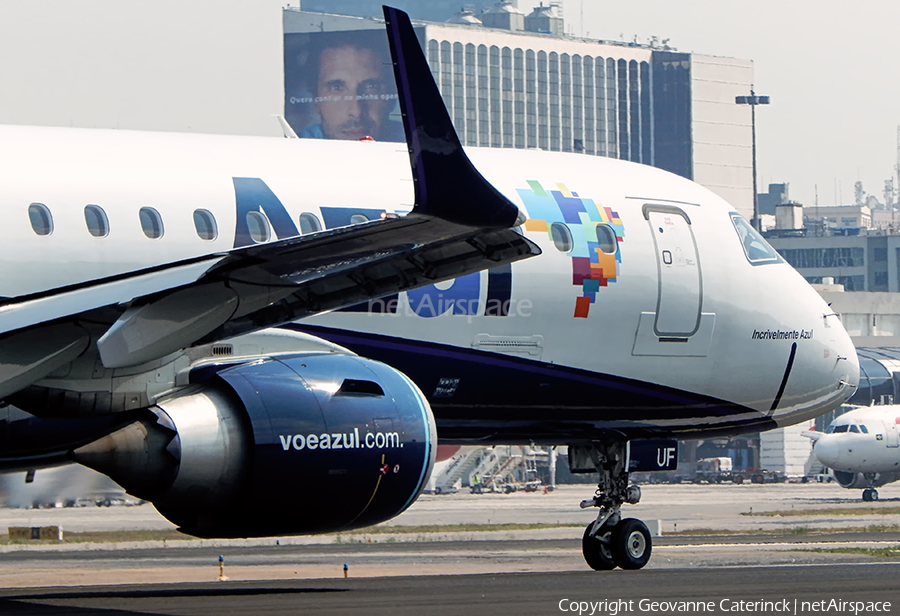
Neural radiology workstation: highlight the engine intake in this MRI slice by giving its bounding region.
[73,353,436,537]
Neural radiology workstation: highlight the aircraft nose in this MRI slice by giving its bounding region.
[813,435,841,468]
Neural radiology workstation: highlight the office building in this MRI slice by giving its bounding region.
[283,5,756,218]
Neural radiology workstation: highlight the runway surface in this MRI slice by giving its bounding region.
[1,564,897,615]
[2,483,900,613]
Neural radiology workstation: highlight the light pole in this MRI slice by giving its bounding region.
[736,90,770,232]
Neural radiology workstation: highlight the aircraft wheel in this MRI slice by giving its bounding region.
[582,522,616,570]
[863,488,878,502]
[611,518,652,570]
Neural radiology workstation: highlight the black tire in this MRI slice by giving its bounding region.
[582,522,617,571]
[611,518,652,570]
[733,475,743,485]
[872,489,879,501]
[863,488,878,502]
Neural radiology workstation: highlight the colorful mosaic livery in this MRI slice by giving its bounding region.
[518,180,625,318]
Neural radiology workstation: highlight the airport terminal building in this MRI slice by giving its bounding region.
[284,4,756,219]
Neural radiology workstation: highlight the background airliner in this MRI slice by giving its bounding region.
[806,406,900,501]
[0,8,857,571]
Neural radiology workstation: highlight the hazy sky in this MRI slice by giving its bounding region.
[1,0,898,208]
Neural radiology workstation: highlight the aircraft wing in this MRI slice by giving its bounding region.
[0,6,539,386]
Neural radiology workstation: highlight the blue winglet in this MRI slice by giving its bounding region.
[382,6,521,228]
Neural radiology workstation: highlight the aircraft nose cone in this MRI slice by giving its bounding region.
[814,435,841,468]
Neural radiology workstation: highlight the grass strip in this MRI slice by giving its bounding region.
[742,506,900,517]
[3,522,900,545]
[798,546,900,558]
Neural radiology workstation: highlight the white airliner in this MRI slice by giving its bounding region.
[0,8,858,570]
[806,406,900,501]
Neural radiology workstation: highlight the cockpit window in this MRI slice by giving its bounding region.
[730,214,782,265]
[833,424,849,433]
[860,425,868,433]
[849,425,859,433]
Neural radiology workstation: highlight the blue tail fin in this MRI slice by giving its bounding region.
[382,6,521,228]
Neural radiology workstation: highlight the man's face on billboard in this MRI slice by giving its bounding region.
[316,45,390,140]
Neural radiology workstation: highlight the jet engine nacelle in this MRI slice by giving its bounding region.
[74,353,436,538]
[832,470,900,489]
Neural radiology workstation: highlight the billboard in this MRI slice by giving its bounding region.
[284,29,406,142]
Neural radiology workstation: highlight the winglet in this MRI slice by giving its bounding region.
[383,6,521,228]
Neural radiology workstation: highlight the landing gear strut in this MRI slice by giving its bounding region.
[573,439,652,570]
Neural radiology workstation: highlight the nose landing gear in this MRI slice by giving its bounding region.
[574,439,652,570]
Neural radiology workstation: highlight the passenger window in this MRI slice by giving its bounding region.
[730,214,781,265]
[550,222,573,252]
[193,209,218,241]
[139,207,164,239]
[28,203,53,236]
[84,205,109,238]
[299,212,322,235]
[246,211,271,243]
[596,224,617,254]
[350,214,369,225]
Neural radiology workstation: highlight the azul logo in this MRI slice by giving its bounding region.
[517,180,625,318]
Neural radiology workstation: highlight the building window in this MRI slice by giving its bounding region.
[490,45,501,148]
[538,51,548,150]
[502,46,513,148]
[778,247,865,268]
[466,43,477,146]
[606,58,617,157]
[583,57,594,155]
[618,59,629,161]
[640,61,652,165]
[453,42,465,137]
[478,45,489,147]
[526,49,537,149]
[84,205,109,238]
[139,207,164,239]
[549,52,560,151]
[629,60,640,163]
[27,203,53,236]
[874,247,888,261]
[440,41,453,113]
[874,271,889,287]
[561,53,572,152]
[514,48,525,148]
